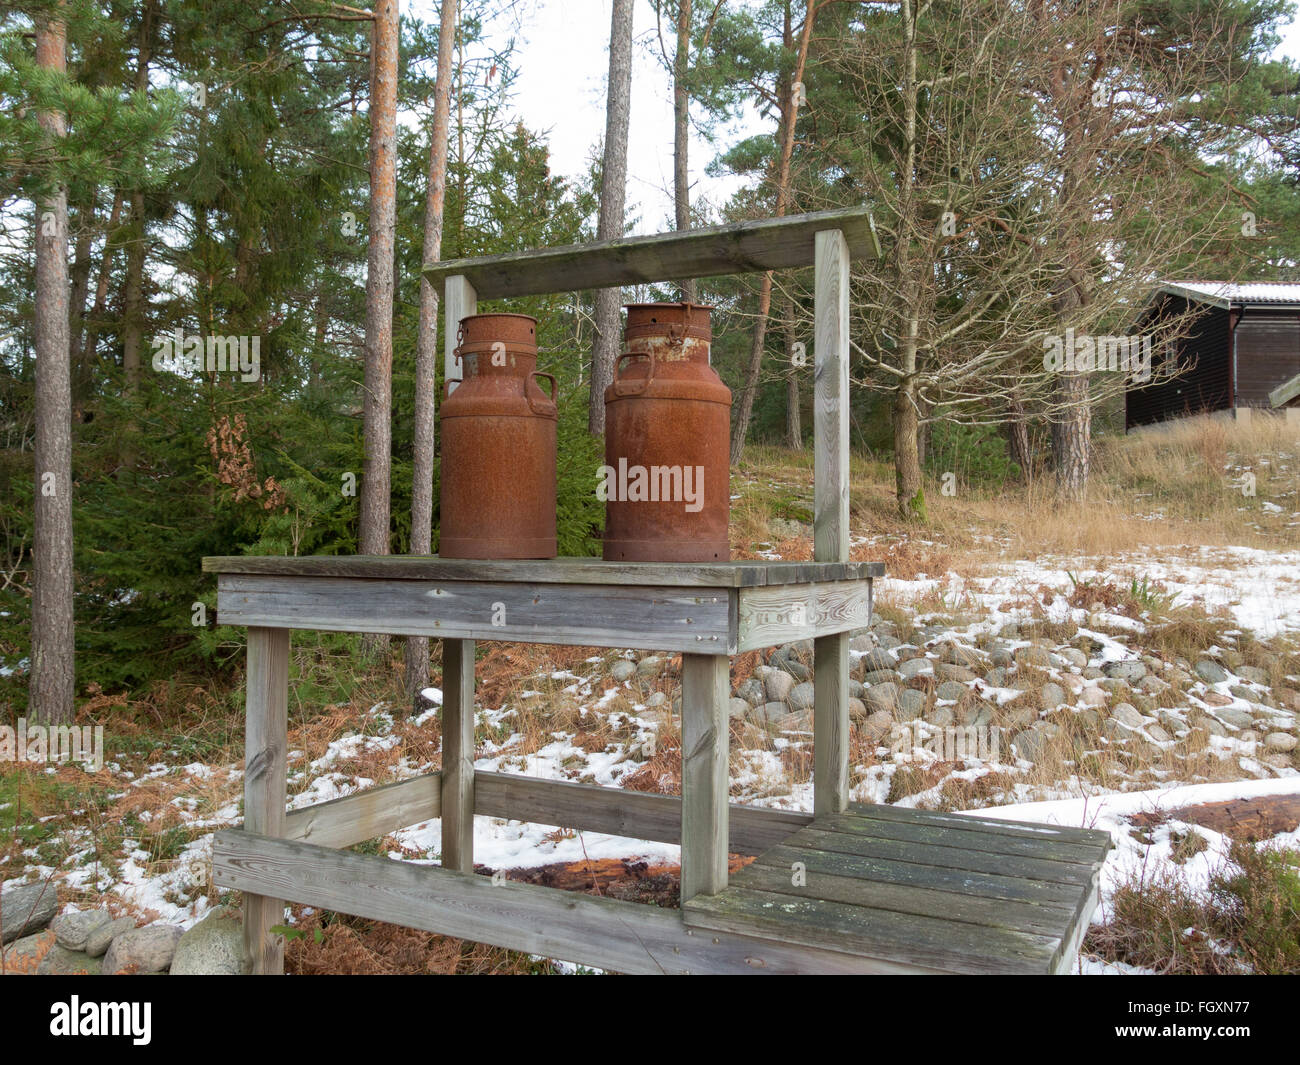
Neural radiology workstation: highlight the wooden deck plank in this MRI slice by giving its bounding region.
[731,860,1077,937]
[821,810,1109,865]
[785,826,1099,886]
[751,843,1089,907]
[213,829,900,974]
[421,207,881,299]
[848,801,1113,850]
[203,555,883,587]
[682,887,1059,975]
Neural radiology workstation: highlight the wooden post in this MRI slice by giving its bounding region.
[243,626,290,974]
[443,274,477,395]
[680,653,729,900]
[813,228,851,818]
[441,638,476,872]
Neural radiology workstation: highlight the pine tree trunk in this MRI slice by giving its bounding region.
[588,0,634,436]
[360,0,399,655]
[77,189,121,369]
[783,294,801,449]
[120,0,153,405]
[1006,393,1032,482]
[406,0,458,706]
[674,0,695,304]
[893,383,924,521]
[727,0,814,463]
[121,193,146,392]
[67,195,94,397]
[360,0,398,559]
[730,273,773,464]
[31,12,75,727]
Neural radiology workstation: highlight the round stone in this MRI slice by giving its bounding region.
[1194,659,1230,685]
[865,682,900,714]
[764,670,795,703]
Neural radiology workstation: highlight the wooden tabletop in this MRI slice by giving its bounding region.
[203,555,884,587]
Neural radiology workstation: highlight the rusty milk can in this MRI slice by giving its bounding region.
[439,312,557,559]
[602,302,731,562]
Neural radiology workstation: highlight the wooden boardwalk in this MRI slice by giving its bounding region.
[682,803,1111,974]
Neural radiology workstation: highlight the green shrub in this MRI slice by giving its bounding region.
[924,420,1020,490]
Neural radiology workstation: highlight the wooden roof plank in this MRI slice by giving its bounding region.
[422,206,880,299]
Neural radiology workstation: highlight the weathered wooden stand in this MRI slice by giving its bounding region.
[207,208,1108,974]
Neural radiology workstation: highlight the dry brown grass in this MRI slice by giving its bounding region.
[621,722,682,795]
[731,414,1298,564]
[1086,839,1300,974]
[282,905,551,975]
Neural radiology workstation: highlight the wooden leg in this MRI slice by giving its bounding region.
[243,626,290,974]
[813,227,852,819]
[441,638,476,873]
[813,632,850,817]
[680,653,729,901]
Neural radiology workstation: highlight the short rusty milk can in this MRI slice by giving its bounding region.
[439,313,557,559]
[602,302,731,562]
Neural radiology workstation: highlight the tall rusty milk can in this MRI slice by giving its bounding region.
[602,302,731,562]
[439,312,557,558]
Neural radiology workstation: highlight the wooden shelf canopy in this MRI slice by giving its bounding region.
[423,205,880,299]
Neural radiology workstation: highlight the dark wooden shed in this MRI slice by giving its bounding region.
[1126,282,1300,430]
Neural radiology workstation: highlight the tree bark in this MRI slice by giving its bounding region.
[31,11,75,726]
[1006,392,1032,482]
[1052,372,1091,501]
[360,0,399,563]
[67,194,94,399]
[405,0,458,705]
[674,0,695,303]
[783,293,801,448]
[893,382,924,521]
[120,0,153,402]
[77,189,122,370]
[588,0,635,436]
[730,275,774,464]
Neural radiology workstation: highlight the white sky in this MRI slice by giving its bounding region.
[405,0,1300,234]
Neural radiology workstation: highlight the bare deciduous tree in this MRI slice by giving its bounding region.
[818,0,1249,516]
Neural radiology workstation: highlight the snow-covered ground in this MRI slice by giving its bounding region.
[872,545,1300,637]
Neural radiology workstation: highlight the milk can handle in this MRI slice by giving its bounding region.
[612,350,655,396]
[528,371,556,414]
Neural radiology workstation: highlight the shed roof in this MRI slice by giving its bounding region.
[1159,281,1300,309]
